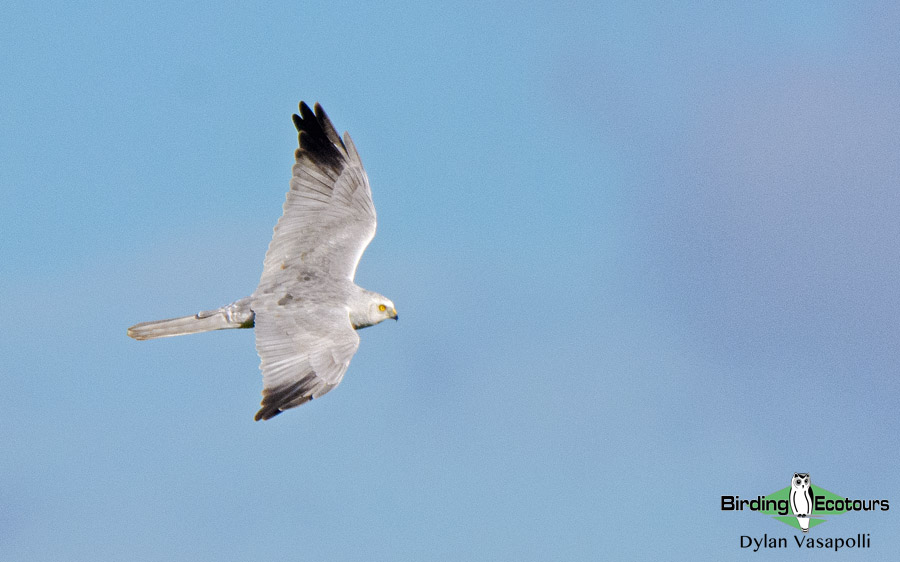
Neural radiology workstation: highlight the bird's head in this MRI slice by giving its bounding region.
[350,289,398,329]
[369,296,398,324]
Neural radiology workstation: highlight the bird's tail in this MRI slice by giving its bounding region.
[127,298,254,341]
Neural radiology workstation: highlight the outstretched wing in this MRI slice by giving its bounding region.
[259,102,376,284]
[253,300,360,421]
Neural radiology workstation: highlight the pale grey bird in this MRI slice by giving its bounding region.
[127,102,397,421]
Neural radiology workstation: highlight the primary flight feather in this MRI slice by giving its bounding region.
[127,102,397,421]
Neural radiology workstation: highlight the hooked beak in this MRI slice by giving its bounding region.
[391,308,399,321]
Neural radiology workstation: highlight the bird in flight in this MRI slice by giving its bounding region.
[128,102,397,421]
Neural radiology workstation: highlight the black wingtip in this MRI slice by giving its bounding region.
[254,407,280,421]
[312,102,328,123]
[254,376,317,421]
[291,101,345,172]
[299,100,315,122]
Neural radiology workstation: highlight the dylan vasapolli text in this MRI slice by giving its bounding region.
[741,534,870,552]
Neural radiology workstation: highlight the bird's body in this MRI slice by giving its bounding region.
[128,102,397,420]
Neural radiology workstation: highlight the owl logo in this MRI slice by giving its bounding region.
[790,473,813,533]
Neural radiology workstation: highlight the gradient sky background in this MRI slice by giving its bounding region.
[3,1,900,560]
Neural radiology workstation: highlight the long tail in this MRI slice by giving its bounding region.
[127,298,254,341]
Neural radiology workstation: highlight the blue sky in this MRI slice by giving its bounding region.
[3,1,900,560]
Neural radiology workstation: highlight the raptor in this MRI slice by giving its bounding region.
[128,102,397,420]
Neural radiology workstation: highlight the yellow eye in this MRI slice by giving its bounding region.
[378,304,387,312]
